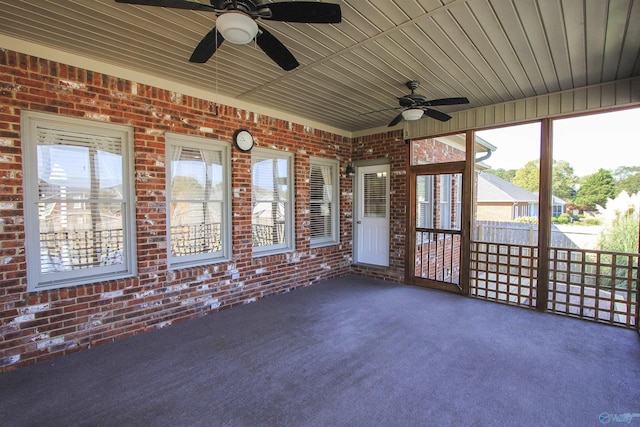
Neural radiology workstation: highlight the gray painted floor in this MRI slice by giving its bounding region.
[1,275,639,427]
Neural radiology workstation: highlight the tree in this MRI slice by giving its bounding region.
[613,166,640,196]
[574,168,616,210]
[512,160,539,192]
[612,166,640,180]
[487,168,516,182]
[617,174,640,196]
[510,159,578,201]
[551,160,578,201]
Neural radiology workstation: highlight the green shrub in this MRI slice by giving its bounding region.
[583,217,602,226]
[599,212,639,253]
[515,216,538,224]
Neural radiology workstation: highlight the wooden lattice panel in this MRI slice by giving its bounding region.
[549,248,638,328]
[470,242,538,308]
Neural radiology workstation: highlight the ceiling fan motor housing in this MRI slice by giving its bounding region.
[398,81,428,106]
[399,94,427,107]
[406,80,420,91]
[213,0,261,15]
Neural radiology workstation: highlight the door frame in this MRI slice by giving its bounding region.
[352,160,391,267]
[406,159,472,295]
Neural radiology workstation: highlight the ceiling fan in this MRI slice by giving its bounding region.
[374,81,469,127]
[114,0,342,71]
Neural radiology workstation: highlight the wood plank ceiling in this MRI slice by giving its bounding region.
[0,0,639,134]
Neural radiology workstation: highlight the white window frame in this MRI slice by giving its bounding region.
[251,147,295,256]
[454,181,462,229]
[309,156,340,248]
[417,175,434,229]
[21,111,136,291]
[439,174,452,229]
[166,133,231,269]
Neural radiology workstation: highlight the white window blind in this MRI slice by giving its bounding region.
[310,157,339,247]
[363,172,387,218]
[438,175,452,229]
[416,175,434,229]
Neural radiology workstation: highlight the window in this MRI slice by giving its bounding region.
[252,148,294,255]
[363,171,388,218]
[417,174,461,230]
[166,134,231,268]
[417,175,434,229]
[22,111,136,291]
[454,177,462,229]
[310,157,339,247]
[438,174,452,229]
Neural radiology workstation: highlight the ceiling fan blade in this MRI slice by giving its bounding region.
[388,113,404,127]
[189,28,224,63]
[115,0,216,12]
[256,25,299,71]
[424,97,469,107]
[424,108,452,122]
[261,2,341,23]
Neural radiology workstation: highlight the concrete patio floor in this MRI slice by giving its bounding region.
[1,275,639,426]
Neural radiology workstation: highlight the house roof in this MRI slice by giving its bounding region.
[477,172,538,203]
[1,0,638,136]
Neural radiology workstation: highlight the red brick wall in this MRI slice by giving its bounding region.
[415,236,462,283]
[0,49,357,371]
[411,137,466,164]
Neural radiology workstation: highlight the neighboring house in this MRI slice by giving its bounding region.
[476,172,539,221]
[476,172,567,221]
[550,195,568,217]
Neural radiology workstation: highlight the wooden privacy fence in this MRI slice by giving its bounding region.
[474,220,596,248]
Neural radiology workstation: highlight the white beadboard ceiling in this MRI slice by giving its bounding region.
[0,0,639,135]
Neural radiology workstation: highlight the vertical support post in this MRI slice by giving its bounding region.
[460,130,474,296]
[405,139,415,285]
[537,118,552,311]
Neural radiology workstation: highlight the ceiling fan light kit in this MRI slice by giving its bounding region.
[216,11,258,44]
[401,108,424,121]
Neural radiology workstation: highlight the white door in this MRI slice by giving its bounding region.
[355,164,390,266]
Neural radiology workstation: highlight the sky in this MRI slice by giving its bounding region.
[476,108,640,177]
